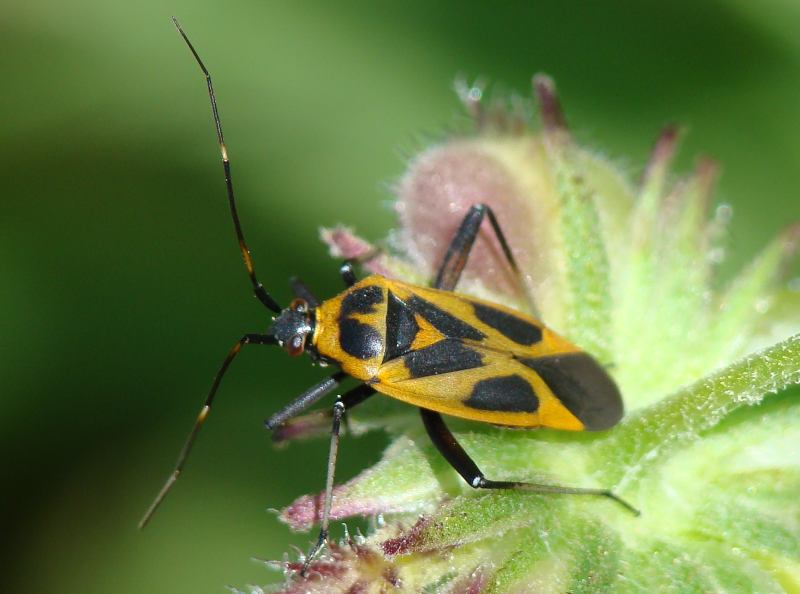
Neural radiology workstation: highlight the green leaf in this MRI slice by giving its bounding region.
[599,332,800,487]
[709,225,800,365]
[382,490,557,554]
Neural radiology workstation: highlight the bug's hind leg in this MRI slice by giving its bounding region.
[434,204,519,291]
[433,204,535,313]
[420,409,640,516]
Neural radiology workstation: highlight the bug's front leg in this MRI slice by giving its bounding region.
[264,372,347,430]
[289,277,320,308]
[269,383,376,443]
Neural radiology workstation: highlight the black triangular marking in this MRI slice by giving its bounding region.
[407,295,485,341]
[517,354,623,430]
[472,302,542,345]
[384,291,419,362]
[403,340,484,378]
[464,375,539,412]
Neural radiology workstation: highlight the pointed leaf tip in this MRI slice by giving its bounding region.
[450,567,489,594]
[693,156,719,203]
[319,226,374,260]
[781,222,800,258]
[381,517,425,556]
[651,124,681,164]
[454,77,485,127]
[641,124,681,188]
[772,221,800,281]
[533,74,569,138]
[271,410,331,444]
[280,484,396,532]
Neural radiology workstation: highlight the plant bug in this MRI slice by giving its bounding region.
[141,18,639,577]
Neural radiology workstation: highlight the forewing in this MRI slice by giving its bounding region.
[373,342,585,430]
[373,283,622,430]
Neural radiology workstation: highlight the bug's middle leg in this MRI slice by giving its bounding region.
[420,409,639,515]
[299,399,344,576]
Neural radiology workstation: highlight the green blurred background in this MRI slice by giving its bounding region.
[3,1,800,592]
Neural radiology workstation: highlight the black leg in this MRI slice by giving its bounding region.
[262,384,375,576]
[140,333,276,529]
[420,409,639,516]
[434,204,524,296]
[300,399,346,577]
[289,277,319,308]
[332,383,375,437]
[270,384,377,444]
[339,260,357,287]
[264,371,347,430]
[172,18,281,313]
[337,383,376,409]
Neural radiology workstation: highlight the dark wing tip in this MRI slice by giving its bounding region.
[521,353,624,431]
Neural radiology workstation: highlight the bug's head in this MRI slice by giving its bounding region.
[268,298,315,357]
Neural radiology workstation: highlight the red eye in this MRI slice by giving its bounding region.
[286,334,305,356]
[290,298,308,313]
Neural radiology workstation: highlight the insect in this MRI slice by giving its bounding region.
[142,18,639,576]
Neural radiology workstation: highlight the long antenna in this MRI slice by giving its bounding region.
[171,16,280,313]
[139,18,285,530]
[139,333,274,529]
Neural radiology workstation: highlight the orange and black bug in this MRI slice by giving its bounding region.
[141,18,639,576]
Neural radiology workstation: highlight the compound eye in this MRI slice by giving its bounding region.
[286,334,305,356]
[290,298,308,313]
